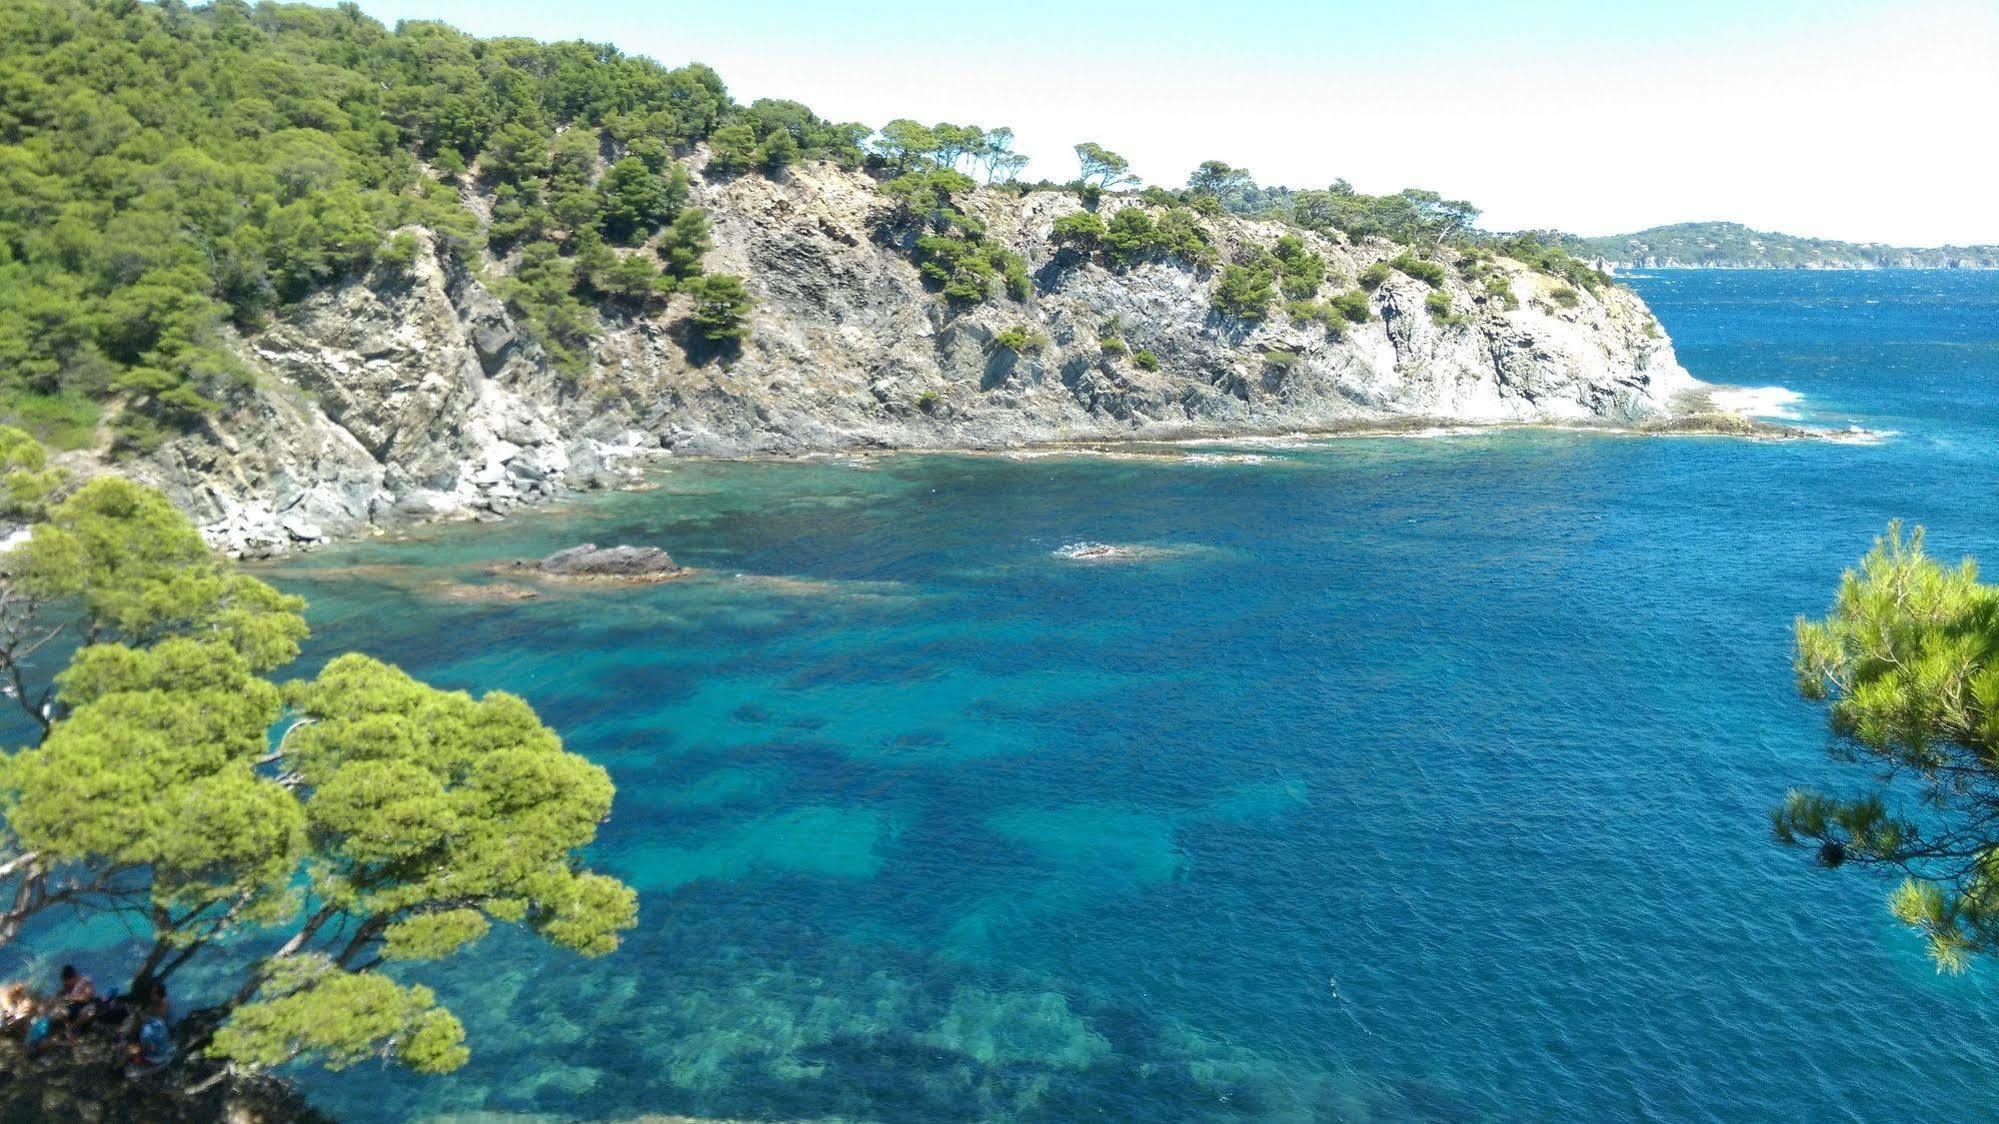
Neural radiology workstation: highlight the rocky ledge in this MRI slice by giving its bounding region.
[111,156,1701,558]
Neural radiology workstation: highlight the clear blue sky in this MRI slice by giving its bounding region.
[324,0,1998,245]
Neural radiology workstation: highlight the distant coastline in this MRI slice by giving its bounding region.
[1606,261,1999,273]
[1555,221,1999,272]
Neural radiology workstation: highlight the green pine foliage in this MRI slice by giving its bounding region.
[1493,234,1612,292]
[883,168,1029,305]
[1271,235,1325,299]
[1211,263,1276,321]
[992,325,1048,354]
[1050,206,1213,270]
[1051,211,1107,250]
[657,204,713,285]
[1424,290,1457,323]
[683,273,755,341]
[1330,289,1373,323]
[0,0,868,446]
[1391,253,1448,288]
[912,237,1029,304]
[0,439,639,1077]
[1776,524,1999,973]
[1284,300,1343,336]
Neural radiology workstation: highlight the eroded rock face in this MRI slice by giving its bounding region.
[125,157,1696,556]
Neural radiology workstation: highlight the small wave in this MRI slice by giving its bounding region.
[1709,385,1803,419]
[1182,453,1268,465]
[1172,432,1321,448]
[1053,541,1131,561]
[1817,425,1897,446]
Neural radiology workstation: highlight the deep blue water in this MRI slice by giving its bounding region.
[86,272,1999,1119]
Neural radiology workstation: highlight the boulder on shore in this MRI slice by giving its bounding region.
[505,543,690,584]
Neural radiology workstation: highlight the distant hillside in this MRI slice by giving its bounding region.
[1556,222,1999,270]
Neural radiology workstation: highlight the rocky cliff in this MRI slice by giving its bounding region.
[127,159,1695,557]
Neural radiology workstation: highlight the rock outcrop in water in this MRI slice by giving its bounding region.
[119,158,1696,557]
[507,543,689,584]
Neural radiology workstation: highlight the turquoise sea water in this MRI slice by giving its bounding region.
[60,271,1999,1120]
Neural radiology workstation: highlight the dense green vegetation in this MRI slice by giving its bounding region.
[1049,205,1215,269]
[879,168,1029,303]
[1557,221,1999,269]
[1777,524,1999,971]
[0,0,1626,463]
[0,429,636,1076]
[1162,162,1481,248]
[1207,235,1331,322]
[0,0,800,449]
[1152,160,1616,308]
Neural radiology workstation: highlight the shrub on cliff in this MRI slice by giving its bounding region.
[913,237,1029,304]
[1272,236,1326,299]
[1285,300,1344,336]
[498,243,599,372]
[0,432,638,1082]
[684,274,757,341]
[658,206,715,286]
[1052,211,1108,252]
[705,125,760,174]
[1330,289,1373,323]
[1493,233,1612,292]
[1052,207,1213,270]
[993,326,1049,354]
[1392,253,1449,288]
[1211,264,1276,321]
[597,158,682,245]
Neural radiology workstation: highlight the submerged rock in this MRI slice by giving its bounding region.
[505,543,690,584]
[431,580,542,602]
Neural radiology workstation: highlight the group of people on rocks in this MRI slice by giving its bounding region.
[1,964,173,1078]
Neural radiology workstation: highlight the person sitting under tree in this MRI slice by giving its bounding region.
[121,984,173,1079]
[53,965,95,1040]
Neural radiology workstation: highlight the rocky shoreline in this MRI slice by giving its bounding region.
[85,158,1718,558]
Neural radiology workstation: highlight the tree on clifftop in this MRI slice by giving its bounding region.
[1074,142,1138,190]
[0,429,637,1078]
[1775,523,1999,971]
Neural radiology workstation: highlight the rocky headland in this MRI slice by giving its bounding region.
[106,159,1703,558]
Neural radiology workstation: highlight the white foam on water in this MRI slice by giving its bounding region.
[1709,385,1804,419]
[1053,541,1127,561]
[1818,425,1897,446]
